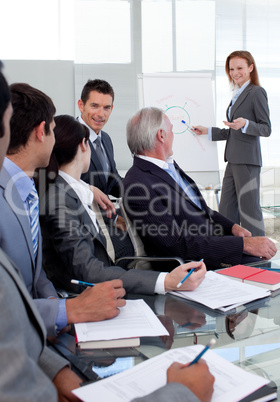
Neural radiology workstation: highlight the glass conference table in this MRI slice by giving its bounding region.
[52,261,280,400]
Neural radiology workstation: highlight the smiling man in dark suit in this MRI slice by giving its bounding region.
[78,79,133,261]
[123,107,276,270]
[78,79,122,197]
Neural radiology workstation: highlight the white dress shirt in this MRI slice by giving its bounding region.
[58,170,99,233]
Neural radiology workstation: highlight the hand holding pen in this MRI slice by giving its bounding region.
[176,259,205,289]
[167,344,215,401]
[67,279,126,323]
[165,260,206,292]
[190,125,208,135]
[188,339,216,366]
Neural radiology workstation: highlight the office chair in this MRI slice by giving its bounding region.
[114,198,184,270]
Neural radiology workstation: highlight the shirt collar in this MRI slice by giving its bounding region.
[232,80,250,99]
[3,157,34,202]
[78,116,102,143]
[59,170,93,206]
[136,154,174,170]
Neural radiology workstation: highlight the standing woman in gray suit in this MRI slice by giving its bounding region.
[193,50,271,236]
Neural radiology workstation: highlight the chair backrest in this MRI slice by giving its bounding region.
[117,198,152,270]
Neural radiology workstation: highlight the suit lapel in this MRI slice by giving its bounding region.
[55,176,107,249]
[100,133,113,170]
[229,85,252,120]
[1,167,36,270]
[0,248,46,342]
[135,157,209,214]
[173,161,210,213]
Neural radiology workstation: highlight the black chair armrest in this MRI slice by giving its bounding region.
[115,255,184,269]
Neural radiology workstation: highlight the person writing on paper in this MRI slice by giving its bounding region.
[132,360,214,402]
[192,50,271,236]
[40,114,206,295]
[123,107,276,270]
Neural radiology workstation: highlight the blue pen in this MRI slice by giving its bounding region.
[189,339,216,366]
[177,259,204,288]
[177,268,195,288]
[71,279,95,287]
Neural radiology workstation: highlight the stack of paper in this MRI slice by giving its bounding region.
[72,344,276,402]
[170,271,270,312]
[75,299,169,349]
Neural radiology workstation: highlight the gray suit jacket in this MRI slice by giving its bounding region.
[212,84,271,166]
[0,248,68,401]
[40,175,160,294]
[0,166,61,336]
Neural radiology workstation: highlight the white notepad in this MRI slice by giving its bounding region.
[75,299,169,349]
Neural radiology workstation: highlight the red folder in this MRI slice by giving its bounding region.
[218,265,280,291]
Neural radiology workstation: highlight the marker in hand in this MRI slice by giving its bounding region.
[176,259,204,288]
[189,339,216,366]
[182,120,196,131]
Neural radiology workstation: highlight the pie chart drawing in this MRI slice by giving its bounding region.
[165,105,191,135]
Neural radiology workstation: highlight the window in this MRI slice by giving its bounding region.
[0,0,131,63]
[75,0,131,63]
[141,1,173,72]
[141,0,215,73]
[176,1,215,71]
[0,0,62,60]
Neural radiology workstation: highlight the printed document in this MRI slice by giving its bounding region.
[75,299,169,342]
[72,345,270,402]
[170,271,270,311]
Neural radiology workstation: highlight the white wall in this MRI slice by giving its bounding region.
[3,60,75,116]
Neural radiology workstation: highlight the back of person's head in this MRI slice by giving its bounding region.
[225,50,260,87]
[126,107,166,155]
[8,83,56,155]
[47,114,90,182]
[0,62,11,139]
[80,79,115,103]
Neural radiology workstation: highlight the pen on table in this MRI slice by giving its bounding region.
[71,279,95,287]
[176,259,204,288]
[189,339,216,366]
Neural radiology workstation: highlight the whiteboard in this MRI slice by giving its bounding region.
[138,73,219,174]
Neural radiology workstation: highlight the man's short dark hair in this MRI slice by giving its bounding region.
[0,62,11,138]
[8,83,56,154]
[80,79,115,104]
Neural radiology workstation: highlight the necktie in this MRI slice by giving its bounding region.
[27,184,39,259]
[94,136,108,179]
[164,163,202,209]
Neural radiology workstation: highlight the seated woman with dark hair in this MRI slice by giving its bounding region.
[40,114,206,296]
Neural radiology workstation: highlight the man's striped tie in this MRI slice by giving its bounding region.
[27,184,39,259]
